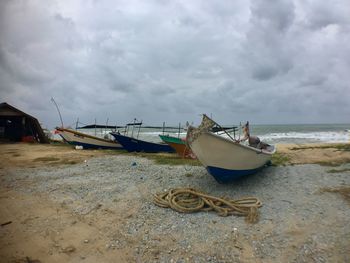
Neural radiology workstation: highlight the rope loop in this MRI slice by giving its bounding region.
[153,188,262,223]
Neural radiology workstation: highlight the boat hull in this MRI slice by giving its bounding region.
[189,132,275,183]
[159,135,196,159]
[111,133,175,153]
[56,128,123,150]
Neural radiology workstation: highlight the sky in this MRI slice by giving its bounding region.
[1,0,350,128]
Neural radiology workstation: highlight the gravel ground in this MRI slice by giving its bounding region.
[2,154,350,262]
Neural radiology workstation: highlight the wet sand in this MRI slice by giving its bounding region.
[0,142,349,262]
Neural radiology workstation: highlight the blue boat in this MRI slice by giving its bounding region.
[110,132,175,153]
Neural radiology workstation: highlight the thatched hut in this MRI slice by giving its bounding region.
[0,102,49,143]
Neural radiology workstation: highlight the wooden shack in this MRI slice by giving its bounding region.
[0,102,49,143]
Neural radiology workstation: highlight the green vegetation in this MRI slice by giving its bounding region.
[135,152,201,166]
[271,152,290,166]
[290,143,350,151]
[327,168,350,173]
[315,161,344,167]
[99,149,201,166]
[334,144,350,151]
[103,149,130,155]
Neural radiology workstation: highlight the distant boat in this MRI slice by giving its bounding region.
[187,115,276,183]
[110,132,175,153]
[55,127,123,150]
[159,135,196,159]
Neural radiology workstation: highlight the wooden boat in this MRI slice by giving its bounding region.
[110,132,175,153]
[186,115,276,183]
[55,127,123,150]
[159,135,196,159]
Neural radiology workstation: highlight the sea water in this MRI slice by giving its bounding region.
[72,123,350,145]
[248,124,350,144]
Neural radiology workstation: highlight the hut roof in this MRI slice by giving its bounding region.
[0,102,49,143]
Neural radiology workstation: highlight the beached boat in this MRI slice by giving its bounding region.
[55,127,123,150]
[159,135,196,159]
[186,115,276,183]
[110,132,175,153]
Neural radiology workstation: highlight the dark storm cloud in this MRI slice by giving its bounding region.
[0,0,349,128]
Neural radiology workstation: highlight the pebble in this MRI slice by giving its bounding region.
[4,155,350,262]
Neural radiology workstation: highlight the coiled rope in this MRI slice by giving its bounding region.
[153,188,262,223]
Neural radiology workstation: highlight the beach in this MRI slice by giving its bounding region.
[0,142,350,262]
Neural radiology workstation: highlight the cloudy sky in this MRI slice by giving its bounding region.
[1,0,349,128]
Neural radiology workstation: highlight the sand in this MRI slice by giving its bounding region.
[276,143,350,165]
[0,142,350,262]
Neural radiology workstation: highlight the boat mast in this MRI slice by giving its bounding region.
[51,97,64,128]
[131,118,136,138]
[137,119,142,139]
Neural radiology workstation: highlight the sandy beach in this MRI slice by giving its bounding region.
[0,142,350,262]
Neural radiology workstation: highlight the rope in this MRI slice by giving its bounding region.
[153,188,262,223]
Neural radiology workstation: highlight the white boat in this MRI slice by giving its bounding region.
[186,115,276,183]
[55,127,123,150]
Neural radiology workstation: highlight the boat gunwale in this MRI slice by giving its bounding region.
[159,134,185,145]
[56,127,119,144]
[199,131,276,155]
[111,132,173,147]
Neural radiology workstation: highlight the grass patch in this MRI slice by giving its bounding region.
[102,149,130,155]
[289,143,350,151]
[315,161,343,167]
[327,168,350,173]
[95,149,200,166]
[33,157,61,162]
[334,144,350,151]
[319,186,350,204]
[92,149,201,166]
[135,152,201,166]
[271,152,290,166]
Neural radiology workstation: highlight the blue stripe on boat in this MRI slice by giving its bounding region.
[67,141,123,150]
[110,133,175,153]
[206,166,261,184]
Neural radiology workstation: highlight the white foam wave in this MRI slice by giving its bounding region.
[260,131,349,143]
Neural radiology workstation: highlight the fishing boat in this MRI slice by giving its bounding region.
[186,115,276,183]
[110,132,175,153]
[109,119,175,153]
[55,127,123,150]
[159,134,196,159]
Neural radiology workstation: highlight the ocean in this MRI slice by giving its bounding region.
[68,123,350,145]
[248,123,349,144]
